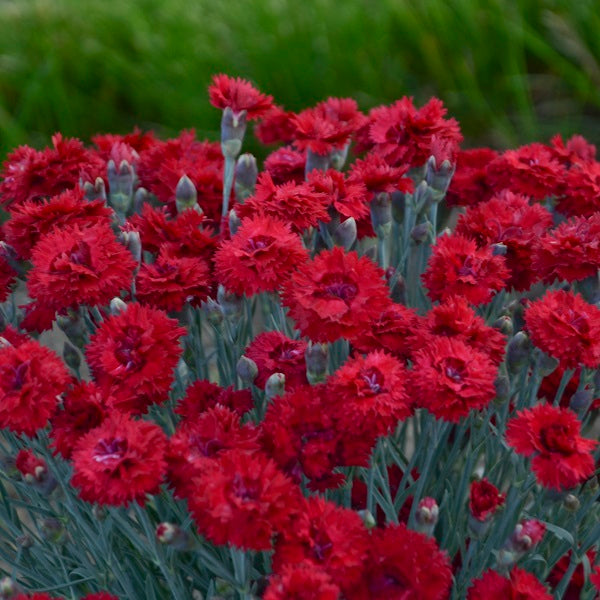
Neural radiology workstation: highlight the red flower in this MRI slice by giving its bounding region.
[3,187,113,260]
[348,153,414,196]
[455,190,553,290]
[71,412,167,506]
[445,148,498,207]
[327,351,411,437]
[15,449,47,480]
[283,247,391,343]
[539,365,599,409]
[556,160,600,218]
[411,336,497,422]
[86,303,186,414]
[590,564,600,593]
[188,448,301,550]
[292,106,356,156]
[208,74,274,120]
[422,234,509,305]
[237,172,330,232]
[93,128,157,155]
[12,595,57,600]
[27,223,136,313]
[506,403,596,490]
[307,169,370,221]
[547,549,596,600]
[50,381,109,459]
[245,331,308,389]
[273,496,369,595]
[264,146,307,185]
[255,106,297,145]
[175,379,253,420]
[549,133,596,167]
[0,339,71,436]
[136,249,211,311]
[0,133,105,209]
[0,325,29,347]
[80,594,120,600]
[524,289,600,369]
[467,567,552,600]
[348,523,452,600]
[369,96,462,168]
[486,143,566,200]
[214,214,308,295]
[533,213,600,283]
[0,254,16,302]
[264,561,341,600]
[469,478,505,522]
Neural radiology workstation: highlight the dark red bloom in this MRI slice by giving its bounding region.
[264,561,341,600]
[455,190,553,290]
[3,187,113,260]
[209,74,274,120]
[283,247,391,343]
[539,365,599,409]
[93,128,157,155]
[0,133,105,209]
[80,593,120,600]
[0,339,71,436]
[71,412,167,506]
[27,222,136,313]
[524,289,600,369]
[0,254,16,302]
[369,96,462,168]
[12,595,56,600]
[422,233,509,305]
[590,564,600,593]
[255,106,297,145]
[214,214,308,295]
[469,478,505,522]
[175,379,253,420]
[348,153,414,196]
[556,160,600,218]
[445,148,498,207]
[486,143,566,200]
[86,303,186,414]
[467,567,552,600]
[547,549,596,600]
[264,146,307,185]
[549,134,596,167]
[348,523,452,600]
[188,448,301,550]
[307,169,370,221]
[0,325,28,347]
[15,449,47,481]
[506,403,596,490]
[245,331,308,389]
[411,336,497,422]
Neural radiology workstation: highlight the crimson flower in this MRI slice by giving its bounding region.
[547,549,596,600]
[71,412,167,506]
[469,478,505,522]
[445,148,498,207]
[524,289,600,369]
[92,128,157,155]
[80,594,120,600]
[254,106,297,145]
[208,74,274,120]
[590,564,600,594]
[422,233,509,305]
[467,567,552,600]
[348,153,414,196]
[556,160,600,218]
[283,247,391,343]
[549,133,596,166]
[175,379,253,420]
[506,403,596,490]
[411,336,497,422]
[86,303,186,414]
[264,146,306,185]
[264,562,341,600]
[0,339,71,436]
[0,254,16,302]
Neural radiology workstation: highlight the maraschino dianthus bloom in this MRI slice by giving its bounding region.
[208,74,274,120]
[506,403,596,490]
[467,566,552,599]
[264,561,341,600]
[469,478,506,523]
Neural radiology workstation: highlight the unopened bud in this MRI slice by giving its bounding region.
[305,148,330,175]
[156,522,193,551]
[493,315,513,336]
[176,359,191,387]
[506,332,531,374]
[415,497,439,537]
[329,143,350,171]
[217,285,243,319]
[236,356,258,385]
[570,388,593,413]
[203,298,224,326]
[410,222,431,244]
[357,509,377,529]
[110,297,128,315]
[62,342,81,372]
[119,230,142,264]
[133,186,149,213]
[508,519,545,554]
[265,372,285,400]
[491,243,507,256]
[16,534,33,549]
[108,160,134,215]
[333,217,357,251]
[494,374,510,404]
[425,155,455,195]
[364,244,377,261]
[234,153,258,202]
[305,342,328,384]
[221,107,247,158]
[391,191,406,223]
[229,209,241,236]
[534,350,559,377]
[413,180,434,214]
[82,176,107,202]
[388,272,407,304]
[175,175,198,214]
[564,493,580,512]
[371,192,392,233]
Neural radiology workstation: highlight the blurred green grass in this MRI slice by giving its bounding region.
[1,0,600,159]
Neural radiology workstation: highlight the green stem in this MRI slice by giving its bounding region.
[222,155,236,219]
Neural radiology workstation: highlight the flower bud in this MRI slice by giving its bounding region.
[237,356,258,385]
[391,191,406,223]
[564,493,580,512]
[221,107,247,158]
[492,315,513,336]
[176,359,191,387]
[16,534,33,549]
[203,298,224,326]
[305,148,330,175]
[108,160,134,216]
[133,186,149,213]
[0,577,18,598]
[156,522,193,551]
[305,342,328,384]
[333,217,357,251]
[371,192,392,233]
[357,509,377,529]
[425,155,455,195]
[265,372,285,400]
[413,180,434,215]
[506,331,531,374]
[410,222,431,244]
[494,374,510,404]
[329,143,350,171]
[388,271,407,304]
[82,176,107,202]
[491,243,507,256]
[62,341,81,372]
[175,175,198,214]
[119,230,142,264]
[570,388,593,413]
[415,497,438,537]
[110,297,128,315]
[217,285,243,319]
[234,153,258,202]
[229,209,241,236]
[534,349,559,377]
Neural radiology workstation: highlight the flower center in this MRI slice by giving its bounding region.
[69,241,92,266]
[9,361,29,390]
[114,326,145,371]
[540,424,576,455]
[321,274,358,303]
[444,358,465,383]
[245,235,273,253]
[361,367,384,393]
[232,473,259,500]
[93,437,127,464]
[369,573,410,596]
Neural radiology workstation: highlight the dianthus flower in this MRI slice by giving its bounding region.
[506,403,596,490]
[136,249,211,311]
[411,336,497,422]
[86,303,186,414]
[0,325,28,347]
[549,133,596,167]
[254,106,297,145]
[0,339,71,436]
[556,161,600,218]
[533,213,600,283]
[27,223,136,313]
[264,561,341,600]
[327,351,411,437]
[12,595,57,600]
[422,233,509,305]
[307,169,370,221]
[547,550,596,600]
[244,331,308,389]
[524,289,600,369]
[214,214,308,295]
[591,564,600,594]
[208,74,274,120]
[237,172,330,232]
[368,96,462,168]
[71,412,167,506]
[486,143,566,200]
[80,593,120,600]
[455,190,553,290]
[467,566,552,600]
[175,379,253,420]
[50,381,110,459]
[166,405,260,498]
[273,496,370,595]
[0,254,16,302]
[469,478,505,522]
[3,187,113,260]
[348,523,452,600]
[264,146,306,185]
[188,448,301,550]
[445,147,498,207]
[283,247,391,343]
[15,449,47,481]
[539,365,599,409]
[348,153,414,195]
[0,133,105,209]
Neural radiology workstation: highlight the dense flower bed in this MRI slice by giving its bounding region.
[0,75,599,599]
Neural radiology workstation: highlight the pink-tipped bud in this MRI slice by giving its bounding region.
[265,372,285,400]
[156,522,193,551]
[415,497,439,537]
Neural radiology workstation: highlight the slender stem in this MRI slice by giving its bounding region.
[222,155,236,219]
